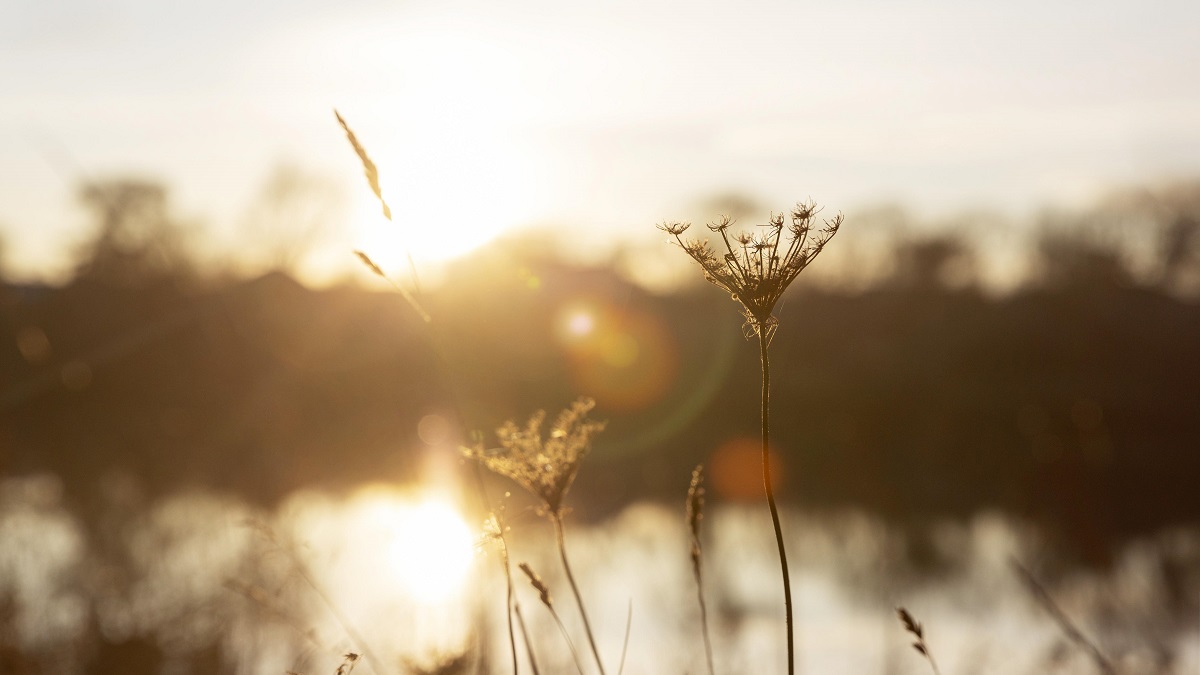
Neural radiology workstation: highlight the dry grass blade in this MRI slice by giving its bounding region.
[895,607,941,675]
[686,465,716,675]
[336,110,424,301]
[1010,558,1116,675]
[354,250,386,277]
[334,110,391,221]
[335,652,360,675]
[353,250,431,324]
[520,562,553,610]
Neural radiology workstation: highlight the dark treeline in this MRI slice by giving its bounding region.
[2,178,1199,564]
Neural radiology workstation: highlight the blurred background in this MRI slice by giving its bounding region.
[1,0,1199,673]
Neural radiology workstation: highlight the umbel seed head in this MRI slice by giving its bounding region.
[658,201,841,339]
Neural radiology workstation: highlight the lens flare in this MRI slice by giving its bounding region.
[554,299,678,412]
[710,437,785,501]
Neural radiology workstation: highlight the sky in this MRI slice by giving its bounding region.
[2,0,1199,283]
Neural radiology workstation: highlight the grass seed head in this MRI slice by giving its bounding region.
[896,606,942,673]
[686,464,706,561]
[334,652,360,675]
[334,110,391,221]
[519,562,553,608]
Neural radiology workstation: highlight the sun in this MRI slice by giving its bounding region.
[353,131,538,269]
[349,29,546,271]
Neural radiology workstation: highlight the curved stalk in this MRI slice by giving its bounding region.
[513,601,541,675]
[546,604,587,675]
[552,514,606,675]
[760,330,795,675]
[694,562,716,675]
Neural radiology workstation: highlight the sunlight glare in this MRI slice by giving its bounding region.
[564,307,595,338]
[377,496,475,604]
[351,30,545,271]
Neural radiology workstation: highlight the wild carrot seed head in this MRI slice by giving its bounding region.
[659,200,842,338]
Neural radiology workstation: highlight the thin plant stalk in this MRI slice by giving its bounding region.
[616,599,632,675]
[246,520,394,675]
[520,563,586,675]
[500,528,542,675]
[503,548,519,675]
[552,514,607,675]
[687,466,715,675]
[513,596,541,675]
[469,462,539,675]
[759,329,795,675]
[1010,559,1115,675]
[686,466,710,672]
[335,111,426,314]
[464,401,604,673]
[659,205,839,675]
[694,582,715,675]
[546,606,586,675]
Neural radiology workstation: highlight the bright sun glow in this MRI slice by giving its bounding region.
[389,498,475,602]
[354,134,537,268]
[351,29,546,270]
[362,494,476,603]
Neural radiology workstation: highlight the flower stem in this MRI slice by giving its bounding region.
[553,514,606,675]
[759,329,795,675]
[544,600,587,675]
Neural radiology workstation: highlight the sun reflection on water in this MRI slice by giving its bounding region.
[385,498,475,603]
[355,491,476,605]
[0,472,1197,674]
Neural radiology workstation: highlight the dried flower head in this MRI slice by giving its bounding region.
[463,398,606,517]
[658,201,842,338]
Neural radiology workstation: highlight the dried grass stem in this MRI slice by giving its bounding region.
[686,465,716,675]
[553,514,607,675]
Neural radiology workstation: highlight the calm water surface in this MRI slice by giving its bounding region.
[1,474,1196,674]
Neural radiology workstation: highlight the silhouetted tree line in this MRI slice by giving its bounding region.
[1,178,1199,565]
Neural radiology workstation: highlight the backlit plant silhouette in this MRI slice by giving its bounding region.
[338,106,842,672]
[659,202,841,675]
[464,398,609,675]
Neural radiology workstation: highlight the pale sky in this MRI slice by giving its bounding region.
[2,0,1199,283]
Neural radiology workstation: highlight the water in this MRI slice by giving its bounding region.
[0,473,1196,674]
